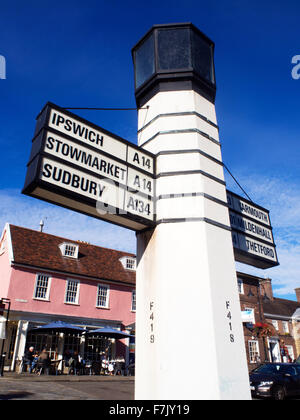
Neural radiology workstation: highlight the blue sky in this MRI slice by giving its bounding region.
[0,0,300,300]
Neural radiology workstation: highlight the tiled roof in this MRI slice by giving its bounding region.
[9,224,136,285]
[263,297,300,318]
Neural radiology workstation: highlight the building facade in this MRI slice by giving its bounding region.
[1,222,299,373]
[237,272,268,368]
[237,272,300,370]
[261,279,300,364]
[0,224,136,371]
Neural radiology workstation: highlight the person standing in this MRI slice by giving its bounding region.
[31,352,39,373]
[23,346,35,373]
[38,349,51,375]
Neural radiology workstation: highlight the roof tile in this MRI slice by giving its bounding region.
[9,225,136,285]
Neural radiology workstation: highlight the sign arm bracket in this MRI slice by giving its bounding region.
[224,162,253,202]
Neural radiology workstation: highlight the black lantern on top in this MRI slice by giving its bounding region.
[132,23,216,107]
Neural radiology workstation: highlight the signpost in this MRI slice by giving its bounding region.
[23,102,156,231]
[22,23,279,400]
[227,190,278,269]
[132,23,252,400]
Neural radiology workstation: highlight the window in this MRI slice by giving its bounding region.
[248,340,260,363]
[272,320,279,331]
[65,279,80,304]
[119,256,136,271]
[282,321,289,334]
[59,242,79,259]
[126,258,136,270]
[64,332,81,355]
[34,274,51,300]
[237,279,244,294]
[26,330,59,360]
[97,284,109,308]
[131,290,136,312]
[84,336,111,362]
[134,33,155,89]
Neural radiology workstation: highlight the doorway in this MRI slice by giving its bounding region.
[268,339,280,362]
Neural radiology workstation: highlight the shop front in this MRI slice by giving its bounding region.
[2,315,125,372]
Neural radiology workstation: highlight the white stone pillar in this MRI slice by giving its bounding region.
[13,320,29,372]
[135,90,251,400]
[57,333,64,371]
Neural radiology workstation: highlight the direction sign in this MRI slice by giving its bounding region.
[23,103,156,231]
[34,103,155,175]
[22,103,279,264]
[227,190,279,269]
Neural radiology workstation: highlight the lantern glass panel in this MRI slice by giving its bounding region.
[192,31,214,84]
[134,33,155,89]
[157,28,191,70]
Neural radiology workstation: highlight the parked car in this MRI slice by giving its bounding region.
[250,363,300,400]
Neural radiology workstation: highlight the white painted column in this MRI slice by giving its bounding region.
[13,320,29,372]
[135,90,251,400]
[57,333,64,371]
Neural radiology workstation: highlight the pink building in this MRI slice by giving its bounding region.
[0,223,136,371]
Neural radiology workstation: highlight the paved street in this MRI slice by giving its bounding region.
[1,372,299,401]
[0,372,134,400]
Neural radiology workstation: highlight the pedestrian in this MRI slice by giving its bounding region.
[254,352,261,364]
[63,350,71,368]
[38,349,51,375]
[73,351,81,375]
[69,351,81,375]
[31,352,39,373]
[23,346,35,373]
[114,356,125,376]
[101,351,108,375]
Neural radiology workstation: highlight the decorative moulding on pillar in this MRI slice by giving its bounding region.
[132,22,216,107]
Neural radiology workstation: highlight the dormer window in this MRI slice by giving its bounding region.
[59,242,79,259]
[120,256,136,271]
[126,258,136,270]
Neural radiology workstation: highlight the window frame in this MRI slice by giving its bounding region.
[33,273,51,301]
[64,278,80,305]
[237,278,244,294]
[119,256,136,271]
[96,283,110,309]
[248,340,260,364]
[59,242,79,259]
[282,321,289,334]
[131,289,136,312]
[126,257,136,271]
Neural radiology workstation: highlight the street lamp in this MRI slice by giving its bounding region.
[132,22,216,108]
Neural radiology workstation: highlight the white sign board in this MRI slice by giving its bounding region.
[23,103,156,231]
[231,231,277,264]
[35,105,155,175]
[229,211,274,244]
[241,310,254,323]
[227,190,278,269]
[227,191,270,226]
[32,130,155,197]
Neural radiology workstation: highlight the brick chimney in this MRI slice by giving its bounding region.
[260,278,273,301]
[295,288,300,303]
